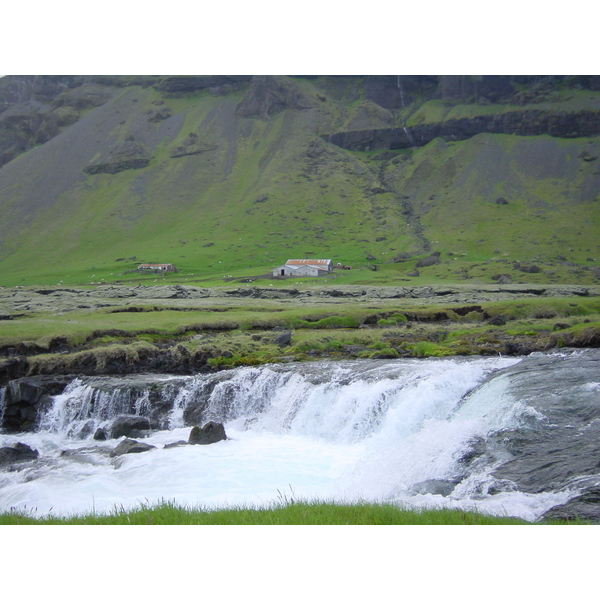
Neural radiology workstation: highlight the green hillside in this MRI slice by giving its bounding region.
[0,75,598,288]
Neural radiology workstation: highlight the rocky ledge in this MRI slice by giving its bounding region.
[83,136,151,175]
[327,109,600,151]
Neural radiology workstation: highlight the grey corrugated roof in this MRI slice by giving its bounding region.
[285,259,331,266]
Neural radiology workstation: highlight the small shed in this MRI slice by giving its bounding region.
[137,263,177,272]
[273,259,333,278]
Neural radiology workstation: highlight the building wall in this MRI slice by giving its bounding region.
[273,265,328,277]
[138,264,176,272]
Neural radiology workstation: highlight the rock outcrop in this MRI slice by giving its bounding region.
[272,330,292,347]
[0,442,39,467]
[108,415,156,439]
[416,253,441,268]
[541,487,600,523]
[188,421,227,445]
[154,76,251,95]
[110,438,156,457]
[2,375,71,432]
[327,109,600,151]
[83,136,151,175]
[236,76,313,120]
[170,132,217,158]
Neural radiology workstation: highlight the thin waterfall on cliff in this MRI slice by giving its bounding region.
[397,75,407,107]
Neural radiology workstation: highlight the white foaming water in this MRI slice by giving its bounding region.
[0,356,575,520]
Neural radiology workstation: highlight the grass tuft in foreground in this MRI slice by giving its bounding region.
[0,499,538,525]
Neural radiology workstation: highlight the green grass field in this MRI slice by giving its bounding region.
[0,500,538,525]
[2,292,599,375]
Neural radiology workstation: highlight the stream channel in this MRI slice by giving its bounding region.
[1,349,600,521]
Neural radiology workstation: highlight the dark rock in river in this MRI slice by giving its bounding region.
[2,375,71,432]
[183,401,208,427]
[109,415,155,439]
[110,438,156,457]
[409,478,461,497]
[458,436,488,466]
[489,352,600,493]
[0,357,28,386]
[60,446,113,465]
[541,487,600,523]
[163,440,188,449]
[0,442,39,466]
[188,421,227,445]
[94,427,108,441]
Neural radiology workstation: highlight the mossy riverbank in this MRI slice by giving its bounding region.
[1,283,599,384]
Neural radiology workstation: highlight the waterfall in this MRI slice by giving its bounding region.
[38,378,156,438]
[402,123,415,146]
[2,351,599,519]
[397,75,407,108]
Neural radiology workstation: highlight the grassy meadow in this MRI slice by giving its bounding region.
[2,291,599,375]
[0,499,535,525]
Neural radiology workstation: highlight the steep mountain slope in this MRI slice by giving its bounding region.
[0,75,598,287]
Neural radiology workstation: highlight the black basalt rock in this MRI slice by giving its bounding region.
[2,375,71,431]
[541,488,600,523]
[110,438,156,457]
[488,315,507,326]
[0,442,39,466]
[326,108,600,152]
[416,254,441,268]
[188,421,227,445]
[272,330,292,347]
[236,76,313,120]
[109,415,155,439]
[83,136,151,175]
[93,427,108,441]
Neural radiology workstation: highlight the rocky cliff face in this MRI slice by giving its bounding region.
[0,75,252,169]
[0,75,600,166]
[327,108,600,151]
[83,135,151,175]
[0,76,78,110]
[236,75,314,119]
[2,75,597,167]
[0,76,112,167]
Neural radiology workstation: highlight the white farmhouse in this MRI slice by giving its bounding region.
[273,259,333,278]
[137,263,177,272]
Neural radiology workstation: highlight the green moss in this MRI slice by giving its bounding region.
[402,340,454,358]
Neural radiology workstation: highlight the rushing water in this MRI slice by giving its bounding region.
[1,349,599,520]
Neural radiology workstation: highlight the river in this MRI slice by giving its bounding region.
[1,349,599,521]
